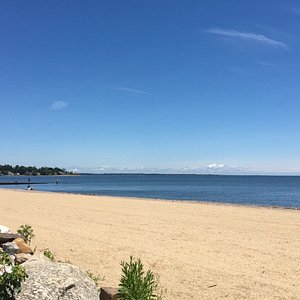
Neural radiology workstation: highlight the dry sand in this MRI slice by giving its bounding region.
[0,188,299,299]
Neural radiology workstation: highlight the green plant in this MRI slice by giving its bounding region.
[0,250,28,300]
[86,270,105,287]
[43,250,55,261]
[118,256,164,300]
[17,224,35,245]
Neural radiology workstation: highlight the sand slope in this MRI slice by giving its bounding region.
[0,189,299,299]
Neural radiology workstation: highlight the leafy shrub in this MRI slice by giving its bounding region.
[43,250,55,261]
[17,225,35,245]
[0,250,28,299]
[118,256,164,300]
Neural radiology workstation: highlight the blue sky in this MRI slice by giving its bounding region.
[1,0,300,174]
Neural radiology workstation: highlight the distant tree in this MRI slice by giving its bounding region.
[0,164,72,176]
[18,166,27,175]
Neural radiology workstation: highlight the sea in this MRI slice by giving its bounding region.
[1,174,300,208]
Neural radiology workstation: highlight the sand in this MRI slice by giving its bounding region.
[0,188,299,299]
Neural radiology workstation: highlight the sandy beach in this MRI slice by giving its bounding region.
[0,188,299,299]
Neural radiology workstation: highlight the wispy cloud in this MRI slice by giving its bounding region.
[256,61,276,67]
[205,28,288,49]
[207,163,225,170]
[71,163,249,175]
[116,87,149,95]
[50,101,68,111]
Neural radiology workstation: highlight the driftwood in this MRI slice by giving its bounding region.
[0,233,23,244]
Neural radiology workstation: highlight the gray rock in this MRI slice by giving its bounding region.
[2,242,19,255]
[9,254,16,264]
[0,232,23,243]
[16,254,99,300]
[0,225,10,233]
[15,253,32,264]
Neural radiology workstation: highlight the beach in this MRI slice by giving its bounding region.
[0,189,299,299]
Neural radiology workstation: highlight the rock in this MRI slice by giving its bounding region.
[0,232,23,243]
[100,287,119,300]
[2,242,19,255]
[13,238,33,254]
[16,254,99,300]
[10,255,16,264]
[15,253,32,264]
[0,225,10,233]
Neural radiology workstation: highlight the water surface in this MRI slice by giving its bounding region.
[1,174,300,208]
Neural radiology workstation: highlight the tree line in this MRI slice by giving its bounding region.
[0,164,75,176]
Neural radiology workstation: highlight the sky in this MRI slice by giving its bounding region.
[0,0,300,175]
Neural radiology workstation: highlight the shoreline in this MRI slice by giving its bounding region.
[1,187,299,211]
[2,173,300,176]
[1,188,299,299]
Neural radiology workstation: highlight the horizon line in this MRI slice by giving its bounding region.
[77,172,300,176]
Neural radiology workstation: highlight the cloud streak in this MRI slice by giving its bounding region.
[72,163,249,175]
[50,101,68,111]
[256,61,276,67]
[116,87,149,95]
[205,28,288,49]
[207,163,225,170]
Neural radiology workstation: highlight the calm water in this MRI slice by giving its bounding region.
[1,174,300,208]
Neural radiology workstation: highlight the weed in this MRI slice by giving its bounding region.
[118,256,164,300]
[86,270,105,287]
[43,250,55,261]
[0,250,28,299]
[17,225,35,245]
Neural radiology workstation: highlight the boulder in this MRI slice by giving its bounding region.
[2,242,19,255]
[0,225,10,233]
[15,253,32,264]
[0,233,23,243]
[13,238,33,254]
[16,254,99,300]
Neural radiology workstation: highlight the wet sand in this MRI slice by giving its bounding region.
[0,188,299,299]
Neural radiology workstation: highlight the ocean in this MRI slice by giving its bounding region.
[1,174,300,208]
